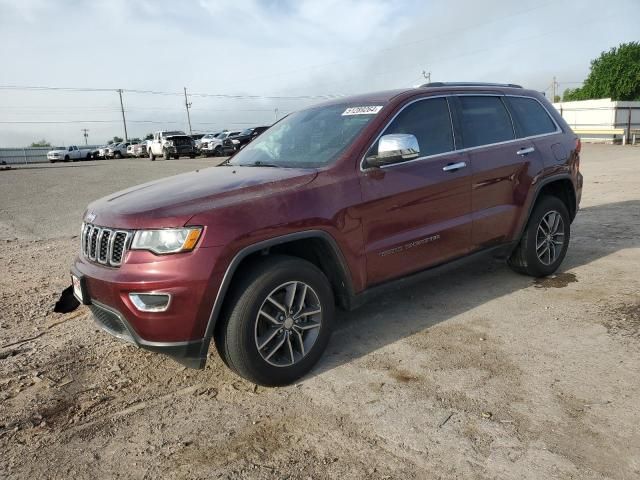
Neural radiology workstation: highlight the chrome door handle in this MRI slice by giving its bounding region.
[516,147,535,156]
[443,161,467,172]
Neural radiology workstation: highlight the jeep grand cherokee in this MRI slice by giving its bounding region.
[71,82,582,386]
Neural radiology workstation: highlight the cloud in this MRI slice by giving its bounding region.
[0,0,638,146]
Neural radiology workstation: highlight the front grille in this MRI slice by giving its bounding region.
[81,223,131,267]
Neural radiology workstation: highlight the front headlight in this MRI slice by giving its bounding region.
[131,227,202,254]
[166,140,174,147]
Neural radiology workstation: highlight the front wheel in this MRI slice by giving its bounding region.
[508,196,570,277]
[163,149,171,160]
[114,152,122,159]
[215,255,334,386]
[149,150,155,161]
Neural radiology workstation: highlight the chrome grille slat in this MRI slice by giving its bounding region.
[81,223,130,267]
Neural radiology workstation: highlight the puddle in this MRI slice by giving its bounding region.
[534,272,577,289]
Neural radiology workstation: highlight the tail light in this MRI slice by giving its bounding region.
[575,137,581,153]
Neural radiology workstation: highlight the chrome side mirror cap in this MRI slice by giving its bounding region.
[366,134,420,168]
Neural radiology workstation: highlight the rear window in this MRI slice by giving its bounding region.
[506,96,557,137]
[458,96,514,148]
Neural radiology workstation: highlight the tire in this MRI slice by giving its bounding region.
[86,153,91,160]
[173,155,179,160]
[508,195,570,277]
[64,155,70,162]
[189,155,196,159]
[163,149,171,160]
[214,146,223,157]
[114,152,122,159]
[215,255,335,386]
[149,150,155,161]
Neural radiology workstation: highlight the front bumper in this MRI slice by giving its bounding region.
[71,244,226,368]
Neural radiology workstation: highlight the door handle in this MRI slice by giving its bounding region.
[442,161,467,172]
[516,147,535,156]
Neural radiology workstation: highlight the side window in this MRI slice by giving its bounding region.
[368,97,454,159]
[457,96,514,148]
[506,96,557,137]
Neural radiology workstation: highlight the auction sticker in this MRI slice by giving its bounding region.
[342,105,383,116]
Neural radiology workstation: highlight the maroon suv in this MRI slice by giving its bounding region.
[71,82,582,386]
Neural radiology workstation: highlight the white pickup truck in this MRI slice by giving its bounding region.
[47,145,92,163]
[148,130,197,160]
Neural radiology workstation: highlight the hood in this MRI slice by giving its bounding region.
[48,149,65,155]
[85,165,318,229]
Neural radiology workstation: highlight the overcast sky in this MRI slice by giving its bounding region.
[0,0,637,147]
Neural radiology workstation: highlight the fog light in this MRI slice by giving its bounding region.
[129,293,171,312]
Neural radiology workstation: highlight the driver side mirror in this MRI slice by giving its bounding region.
[365,134,420,168]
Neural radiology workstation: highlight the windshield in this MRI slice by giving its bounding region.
[214,132,228,138]
[229,103,382,168]
[240,128,253,135]
[163,131,185,137]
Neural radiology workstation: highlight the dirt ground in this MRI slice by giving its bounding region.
[0,145,639,479]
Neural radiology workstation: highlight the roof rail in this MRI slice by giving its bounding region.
[421,82,523,89]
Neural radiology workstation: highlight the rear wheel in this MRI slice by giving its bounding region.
[64,155,70,162]
[163,149,171,160]
[114,152,122,159]
[508,196,570,277]
[149,150,155,161]
[214,146,223,157]
[215,255,334,386]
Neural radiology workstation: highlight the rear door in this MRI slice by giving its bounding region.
[358,96,472,285]
[452,95,544,249]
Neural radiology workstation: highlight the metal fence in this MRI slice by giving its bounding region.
[0,146,101,165]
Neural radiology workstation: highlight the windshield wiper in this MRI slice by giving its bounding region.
[245,161,281,168]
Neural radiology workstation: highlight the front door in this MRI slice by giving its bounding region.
[358,97,473,286]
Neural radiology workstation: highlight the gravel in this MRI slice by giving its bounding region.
[1,145,639,479]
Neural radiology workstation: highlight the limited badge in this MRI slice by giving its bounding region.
[342,106,384,116]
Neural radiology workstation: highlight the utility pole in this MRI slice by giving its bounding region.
[184,87,193,135]
[117,89,128,141]
[552,76,558,102]
[422,70,431,83]
[81,128,89,145]
[274,108,279,122]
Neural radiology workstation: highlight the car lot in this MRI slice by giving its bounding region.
[0,145,639,479]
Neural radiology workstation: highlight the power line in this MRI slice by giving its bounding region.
[0,84,344,100]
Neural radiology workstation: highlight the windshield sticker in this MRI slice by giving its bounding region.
[342,106,383,116]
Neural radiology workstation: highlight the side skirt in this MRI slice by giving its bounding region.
[346,242,516,311]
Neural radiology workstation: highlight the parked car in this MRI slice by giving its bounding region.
[89,147,103,159]
[47,145,92,163]
[148,130,197,160]
[71,82,582,386]
[97,145,112,159]
[200,131,240,157]
[130,141,148,158]
[196,132,223,153]
[106,142,131,159]
[126,144,136,157]
[223,126,270,154]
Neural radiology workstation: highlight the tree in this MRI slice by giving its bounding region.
[144,133,154,140]
[563,42,640,101]
[31,139,51,147]
[129,137,141,144]
[112,136,124,143]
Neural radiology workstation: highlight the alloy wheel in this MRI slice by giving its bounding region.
[536,210,565,266]
[254,281,322,367]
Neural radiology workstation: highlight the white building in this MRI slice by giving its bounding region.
[552,98,640,144]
